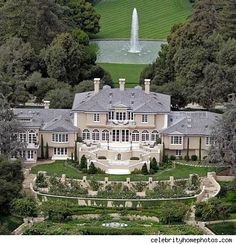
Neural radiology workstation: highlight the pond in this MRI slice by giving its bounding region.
[91,40,166,64]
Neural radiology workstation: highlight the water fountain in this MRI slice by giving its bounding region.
[129,8,141,53]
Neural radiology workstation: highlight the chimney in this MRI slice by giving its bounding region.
[144,79,151,94]
[119,78,125,91]
[94,78,100,94]
[43,100,50,109]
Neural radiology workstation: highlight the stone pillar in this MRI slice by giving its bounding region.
[83,176,87,183]
[105,177,109,184]
[189,174,194,185]
[148,177,153,190]
[61,174,66,184]
[126,178,130,184]
[169,176,175,187]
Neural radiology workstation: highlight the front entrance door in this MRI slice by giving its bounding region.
[112,129,129,142]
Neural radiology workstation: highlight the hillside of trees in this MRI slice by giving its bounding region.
[140,0,236,109]
[0,0,113,108]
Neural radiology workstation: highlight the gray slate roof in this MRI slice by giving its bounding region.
[72,86,171,113]
[161,111,221,136]
[13,108,78,132]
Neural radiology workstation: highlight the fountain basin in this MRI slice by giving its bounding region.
[91,40,166,64]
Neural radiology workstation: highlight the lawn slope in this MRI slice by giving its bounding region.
[95,0,192,39]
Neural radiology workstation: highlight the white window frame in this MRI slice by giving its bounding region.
[52,133,69,143]
[19,133,27,142]
[142,114,148,123]
[93,113,100,122]
[141,130,149,142]
[132,130,139,142]
[53,148,68,155]
[206,136,213,145]
[102,130,109,141]
[27,150,34,159]
[82,129,90,140]
[170,136,183,145]
[92,129,100,141]
[28,130,37,144]
[151,130,159,141]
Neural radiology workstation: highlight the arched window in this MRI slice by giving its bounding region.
[132,130,139,142]
[102,130,109,141]
[92,129,99,141]
[82,129,90,140]
[151,130,159,141]
[142,130,149,142]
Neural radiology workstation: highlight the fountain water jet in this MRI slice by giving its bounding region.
[129,8,141,53]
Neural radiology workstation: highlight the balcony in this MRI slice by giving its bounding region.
[27,143,39,149]
[107,120,137,128]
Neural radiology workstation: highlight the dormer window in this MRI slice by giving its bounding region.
[170,136,182,145]
[128,112,134,120]
[93,113,100,122]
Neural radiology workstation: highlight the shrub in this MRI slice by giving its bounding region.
[150,157,158,173]
[191,155,198,161]
[40,200,73,221]
[141,163,149,175]
[131,168,142,174]
[98,156,106,160]
[79,155,87,171]
[184,155,190,161]
[170,155,176,160]
[179,156,183,160]
[36,173,48,188]
[11,198,37,217]
[88,162,98,174]
[130,157,139,160]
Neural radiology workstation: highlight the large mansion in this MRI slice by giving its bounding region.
[14,78,220,172]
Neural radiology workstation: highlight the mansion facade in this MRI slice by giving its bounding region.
[14,78,220,165]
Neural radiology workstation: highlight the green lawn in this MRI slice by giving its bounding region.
[99,63,147,87]
[94,0,192,39]
[31,161,221,182]
[207,222,236,235]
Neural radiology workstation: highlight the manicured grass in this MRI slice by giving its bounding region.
[94,0,192,39]
[207,222,236,235]
[0,215,23,234]
[99,63,147,87]
[31,161,221,182]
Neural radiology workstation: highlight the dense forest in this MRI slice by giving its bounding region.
[141,0,236,109]
[0,0,113,108]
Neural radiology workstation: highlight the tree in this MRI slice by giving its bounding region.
[199,137,202,162]
[0,94,26,157]
[41,32,88,85]
[186,137,190,161]
[79,155,87,171]
[0,0,67,52]
[0,157,23,215]
[159,202,188,224]
[74,141,77,162]
[88,162,97,174]
[40,135,44,159]
[141,163,149,175]
[150,157,158,173]
[209,96,236,174]
[45,86,74,109]
[40,200,73,221]
[0,37,39,79]
[11,198,37,217]
[45,143,49,160]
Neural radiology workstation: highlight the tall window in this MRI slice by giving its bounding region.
[53,148,68,155]
[82,129,90,140]
[93,113,100,122]
[151,130,159,141]
[176,150,182,156]
[52,133,68,143]
[92,129,99,141]
[142,114,148,123]
[108,111,114,120]
[115,112,126,121]
[142,130,149,141]
[102,130,109,141]
[28,130,37,144]
[206,136,213,145]
[128,112,134,120]
[170,136,182,145]
[27,150,34,159]
[19,133,27,142]
[132,130,139,142]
